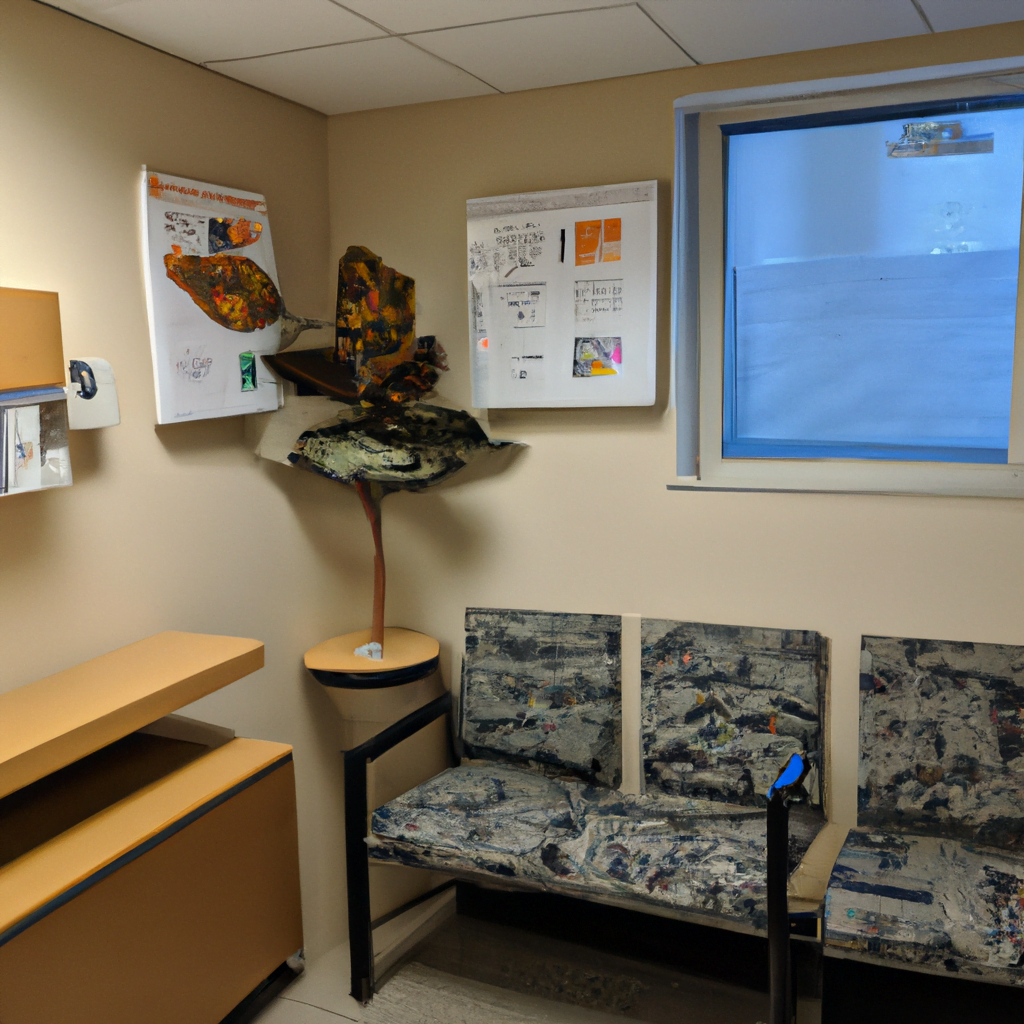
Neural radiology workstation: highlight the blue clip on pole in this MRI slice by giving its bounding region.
[767,751,810,1024]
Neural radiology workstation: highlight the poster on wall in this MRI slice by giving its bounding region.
[141,169,285,424]
[467,181,657,408]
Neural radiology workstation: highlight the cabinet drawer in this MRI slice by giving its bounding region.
[0,739,302,1024]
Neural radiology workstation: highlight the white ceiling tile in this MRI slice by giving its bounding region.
[338,0,630,34]
[919,0,1024,32]
[413,5,692,93]
[51,1,136,12]
[208,36,497,115]
[640,0,927,64]
[50,0,384,64]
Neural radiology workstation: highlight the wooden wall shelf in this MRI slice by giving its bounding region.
[0,631,263,801]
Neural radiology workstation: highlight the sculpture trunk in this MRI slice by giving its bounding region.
[354,481,386,650]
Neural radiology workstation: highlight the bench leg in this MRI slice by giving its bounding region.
[767,794,791,1024]
[793,937,822,1024]
[344,750,373,1003]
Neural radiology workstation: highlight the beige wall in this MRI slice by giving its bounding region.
[6,0,1024,965]
[327,21,1024,828]
[0,0,353,956]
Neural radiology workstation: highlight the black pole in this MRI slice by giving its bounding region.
[343,748,372,1003]
[767,791,791,1024]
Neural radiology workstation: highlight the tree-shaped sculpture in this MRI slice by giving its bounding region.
[264,246,511,659]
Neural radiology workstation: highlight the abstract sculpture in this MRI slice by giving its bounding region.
[263,246,512,660]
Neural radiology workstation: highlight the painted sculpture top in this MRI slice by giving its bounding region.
[260,246,514,658]
[263,246,448,404]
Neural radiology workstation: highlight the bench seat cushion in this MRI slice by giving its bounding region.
[369,762,824,933]
[824,827,1024,985]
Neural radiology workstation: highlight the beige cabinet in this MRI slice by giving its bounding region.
[0,632,303,1023]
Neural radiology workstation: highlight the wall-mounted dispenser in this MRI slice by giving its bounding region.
[67,357,120,429]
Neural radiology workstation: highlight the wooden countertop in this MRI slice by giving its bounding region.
[0,632,263,801]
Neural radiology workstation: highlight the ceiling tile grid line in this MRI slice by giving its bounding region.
[196,0,506,93]
[340,0,641,38]
[203,2,694,103]
[237,0,937,77]
[404,5,695,95]
[203,34,497,115]
[635,1,701,64]
[393,34,504,94]
[636,0,930,66]
[199,34,391,66]
[41,0,1024,116]
[337,0,643,35]
[199,1,648,65]
[49,0,388,65]
[910,0,936,33]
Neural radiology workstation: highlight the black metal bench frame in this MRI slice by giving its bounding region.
[342,690,822,1018]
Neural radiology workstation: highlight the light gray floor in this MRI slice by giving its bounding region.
[250,915,769,1024]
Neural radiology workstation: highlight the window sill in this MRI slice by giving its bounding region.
[667,461,1024,498]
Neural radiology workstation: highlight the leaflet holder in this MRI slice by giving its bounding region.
[0,287,72,497]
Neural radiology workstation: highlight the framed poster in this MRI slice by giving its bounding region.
[141,169,284,424]
[467,181,657,408]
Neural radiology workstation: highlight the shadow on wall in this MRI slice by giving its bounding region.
[259,451,497,594]
[66,428,103,482]
[0,487,61,573]
[154,416,246,466]
[489,401,669,439]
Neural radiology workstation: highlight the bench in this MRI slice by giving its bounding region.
[824,633,1024,986]
[362,608,837,993]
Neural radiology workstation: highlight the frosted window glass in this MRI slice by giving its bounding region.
[724,103,1024,463]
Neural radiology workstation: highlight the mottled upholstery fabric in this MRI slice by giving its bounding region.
[370,609,829,935]
[826,828,1024,984]
[825,634,1024,985]
[642,621,827,806]
[462,609,622,787]
[370,762,824,933]
[857,635,1024,847]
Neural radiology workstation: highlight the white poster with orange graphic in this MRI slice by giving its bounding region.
[467,181,655,408]
[141,168,284,425]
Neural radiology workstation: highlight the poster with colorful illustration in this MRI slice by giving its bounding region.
[141,169,284,424]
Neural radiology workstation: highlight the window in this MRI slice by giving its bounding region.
[672,58,1024,496]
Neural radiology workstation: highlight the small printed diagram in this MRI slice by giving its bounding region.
[468,222,546,277]
[162,211,263,255]
[575,279,623,323]
[511,354,543,381]
[497,283,547,328]
[575,218,621,265]
[574,337,621,377]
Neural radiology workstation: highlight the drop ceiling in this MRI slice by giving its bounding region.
[43,0,1024,115]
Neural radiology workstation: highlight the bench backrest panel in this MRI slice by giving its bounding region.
[461,608,622,787]
[859,634,1024,847]
[642,620,826,806]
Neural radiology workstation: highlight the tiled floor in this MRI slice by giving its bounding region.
[249,916,771,1024]
[251,942,362,1022]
